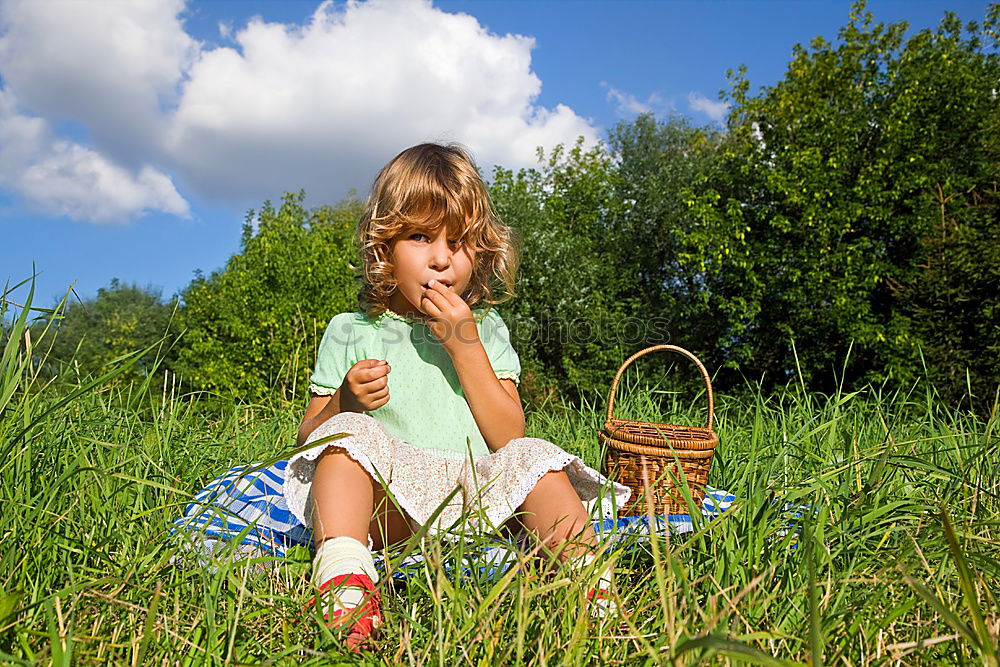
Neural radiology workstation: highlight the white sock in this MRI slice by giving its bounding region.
[312,536,379,614]
[567,551,617,618]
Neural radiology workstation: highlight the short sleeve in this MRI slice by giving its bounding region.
[478,308,521,386]
[309,313,366,396]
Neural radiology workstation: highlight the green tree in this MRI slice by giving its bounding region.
[896,181,1000,406]
[606,113,721,361]
[685,2,1000,396]
[175,191,361,402]
[30,279,179,385]
[491,138,673,407]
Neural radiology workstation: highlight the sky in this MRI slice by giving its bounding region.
[2,0,992,311]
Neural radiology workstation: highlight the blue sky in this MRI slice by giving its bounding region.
[2,0,990,310]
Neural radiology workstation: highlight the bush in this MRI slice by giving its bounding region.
[174,191,362,403]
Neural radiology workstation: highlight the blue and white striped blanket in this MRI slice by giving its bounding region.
[168,459,736,581]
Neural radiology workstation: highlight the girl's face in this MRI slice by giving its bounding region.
[387,223,476,318]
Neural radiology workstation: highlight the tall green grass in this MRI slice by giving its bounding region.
[1,283,997,665]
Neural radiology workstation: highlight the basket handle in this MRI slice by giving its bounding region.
[605,345,714,430]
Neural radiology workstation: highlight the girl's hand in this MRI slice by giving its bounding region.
[419,279,479,353]
[339,359,391,412]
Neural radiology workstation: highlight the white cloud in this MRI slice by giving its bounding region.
[0,0,599,221]
[165,0,597,202]
[602,82,669,117]
[605,86,651,115]
[687,91,729,124]
[0,92,189,223]
[0,0,198,166]
[0,0,194,221]
[17,143,191,223]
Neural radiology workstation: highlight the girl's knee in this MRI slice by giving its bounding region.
[315,446,372,483]
[317,443,349,460]
[539,513,592,552]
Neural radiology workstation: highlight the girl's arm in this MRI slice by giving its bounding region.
[297,392,344,447]
[449,344,526,452]
[420,280,526,451]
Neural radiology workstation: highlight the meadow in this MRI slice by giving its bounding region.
[1,288,998,666]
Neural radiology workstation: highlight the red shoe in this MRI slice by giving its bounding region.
[586,586,617,615]
[587,587,631,634]
[302,573,383,652]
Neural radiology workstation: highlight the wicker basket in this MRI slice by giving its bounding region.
[599,345,718,516]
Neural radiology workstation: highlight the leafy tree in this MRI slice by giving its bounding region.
[492,139,673,407]
[29,279,179,385]
[896,180,1000,406]
[175,191,361,402]
[893,13,1000,407]
[685,2,1000,396]
[606,113,721,364]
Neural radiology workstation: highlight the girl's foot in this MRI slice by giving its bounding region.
[587,586,633,635]
[586,585,618,617]
[303,573,383,652]
[564,550,627,625]
[305,535,383,650]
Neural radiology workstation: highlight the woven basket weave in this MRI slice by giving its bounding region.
[599,345,718,516]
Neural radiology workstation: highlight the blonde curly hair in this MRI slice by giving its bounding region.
[353,143,519,318]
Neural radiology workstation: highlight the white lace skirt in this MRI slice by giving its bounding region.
[283,412,631,543]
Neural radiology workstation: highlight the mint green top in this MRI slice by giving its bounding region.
[308,307,521,459]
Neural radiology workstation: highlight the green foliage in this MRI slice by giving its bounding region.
[684,2,1000,399]
[605,114,723,380]
[896,183,1000,405]
[28,278,179,386]
[175,191,362,403]
[2,278,42,419]
[487,1,999,409]
[607,113,719,313]
[491,138,674,407]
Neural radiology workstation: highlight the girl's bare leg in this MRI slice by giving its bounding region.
[513,470,620,618]
[509,469,598,565]
[311,446,414,550]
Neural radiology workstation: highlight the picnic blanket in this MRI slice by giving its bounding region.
[168,459,736,581]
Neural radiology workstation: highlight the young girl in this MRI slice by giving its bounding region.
[285,143,631,650]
